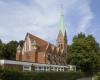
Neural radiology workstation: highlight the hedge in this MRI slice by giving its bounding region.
[0,68,84,80]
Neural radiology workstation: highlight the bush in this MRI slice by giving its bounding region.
[0,68,22,80]
[94,72,100,80]
[0,69,84,80]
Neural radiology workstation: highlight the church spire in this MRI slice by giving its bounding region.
[59,14,66,36]
[59,4,66,36]
[57,11,67,44]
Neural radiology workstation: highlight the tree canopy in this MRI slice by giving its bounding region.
[68,33,100,75]
[0,40,24,60]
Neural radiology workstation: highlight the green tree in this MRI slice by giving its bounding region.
[95,46,100,72]
[2,41,19,60]
[0,39,4,59]
[68,33,99,75]
[19,40,24,47]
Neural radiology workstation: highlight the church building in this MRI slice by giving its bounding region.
[16,14,67,66]
[0,14,76,72]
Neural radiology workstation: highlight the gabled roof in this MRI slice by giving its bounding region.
[27,33,49,52]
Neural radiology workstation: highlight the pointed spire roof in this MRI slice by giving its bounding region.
[58,4,66,36]
[59,9,66,36]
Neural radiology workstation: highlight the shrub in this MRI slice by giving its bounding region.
[94,72,100,80]
[0,69,84,80]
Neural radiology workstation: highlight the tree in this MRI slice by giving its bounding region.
[95,45,100,72]
[0,40,24,60]
[68,33,99,75]
[18,40,24,47]
[0,39,4,59]
[2,41,19,60]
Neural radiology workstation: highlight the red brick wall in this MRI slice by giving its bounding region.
[4,64,23,71]
[21,51,45,64]
[16,52,46,63]
[22,53,35,62]
[16,53,22,61]
[38,52,45,63]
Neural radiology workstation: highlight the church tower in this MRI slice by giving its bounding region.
[56,13,67,65]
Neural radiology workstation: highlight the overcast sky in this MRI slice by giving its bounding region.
[0,0,100,44]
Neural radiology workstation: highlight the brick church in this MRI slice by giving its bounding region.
[16,14,67,66]
[0,14,76,72]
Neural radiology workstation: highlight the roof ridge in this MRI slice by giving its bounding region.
[27,32,49,43]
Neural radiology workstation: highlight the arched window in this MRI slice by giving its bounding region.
[32,40,37,46]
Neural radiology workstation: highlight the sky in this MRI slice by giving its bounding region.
[0,0,100,44]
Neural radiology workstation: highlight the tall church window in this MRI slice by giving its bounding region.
[32,40,38,50]
[32,40,37,46]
